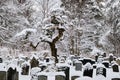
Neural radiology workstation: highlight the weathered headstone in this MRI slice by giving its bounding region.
[96,67,106,77]
[58,66,69,80]
[102,61,109,68]
[95,55,98,62]
[102,53,106,57]
[93,64,97,69]
[112,64,119,72]
[109,54,114,63]
[71,76,80,80]
[64,67,69,80]
[0,58,3,63]
[83,63,93,77]
[46,58,49,62]
[21,64,29,75]
[30,57,39,68]
[116,58,120,65]
[0,71,7,80]
[38,75,47,80]
[82,58,95,65]
[55,75,66,80]
[7,67,19,80]
[112,78,120,80]
[75,61,82,71]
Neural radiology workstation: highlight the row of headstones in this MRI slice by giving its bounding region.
[73,59,119,72]
[0,67,18,80]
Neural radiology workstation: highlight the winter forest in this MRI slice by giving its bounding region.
[0,0,120,80]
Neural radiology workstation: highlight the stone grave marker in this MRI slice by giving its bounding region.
[7,67,19,80]
[21,63,29,75]
[95,55,98,62]
[109,54,114,63]
[58,66,70,80]
[46,57,50,62]
[0,58,3,63]
[38,75,47,80]
[0,71,7,80]
[30,57,39,68]
[116,58,120,65]
[83,63,93,77]
[55,75,66,80]
[75,61,82,71]
[102,53,106,57]
[71,76,80,80]
[64,67,69,80]
[112,78,120,80]
[96,64,106,77]
[102,61,109,68]
[82,58,95,65]
[112,64,119,72]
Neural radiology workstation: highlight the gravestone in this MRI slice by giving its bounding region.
[21,64,29,75]
[109,54,114,63]
[71,76,80,80]
[0,58,3,63]
[116,59,120,65]
[55,75,66,80]
[58,66,70,80]
[46,58,49,62]
[40,65,47,71]
[96,67,106,77]
[112,64,119,72]
[95,55,98,62]
[82,58,95,65]
[102,62,109,68]
[102,53,106,57]
[30,57,39,68]
[64,67,69,80]
[38,75,47,80]
[7,67,19,80]
[83,69,93,77]
[0,71,7,80]
[93,64,97,69]
[112,78,120,80]
[75,61,82,71]
[83,63,93,77]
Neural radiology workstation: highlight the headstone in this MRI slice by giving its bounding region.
[102,53,106,57]
[0,71,7,80]
[116,58,120,65]
[0,58,3,63]
[46,58,49,62]
[58,66,70,80]
[95,55,98,62]
[7,67,19,80]
[64,67,69,80]
[75,61,82,71]
[83,63,93,77]
[102,62,109,68]
[21,64,29,75]
[55,75,66,80]
[109,54,114,63]
[82,58,95,65]
[30,57,39,68]
[93,64,97,69]
[40,65,47,71]
[112,78,120,80]
[97,56,104,63]
[71,76,80,80]
[112,64,119,72]
[38,75,47,80]
[96,67,106,77]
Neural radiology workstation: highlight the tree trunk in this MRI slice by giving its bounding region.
[49,43,58,63]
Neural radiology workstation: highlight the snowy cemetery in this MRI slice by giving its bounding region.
[0,51,120,80]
